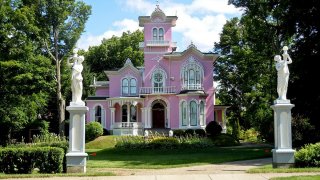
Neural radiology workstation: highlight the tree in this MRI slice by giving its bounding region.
[36,0,91,136]
[85,30,144,80]
[0,0,55,145]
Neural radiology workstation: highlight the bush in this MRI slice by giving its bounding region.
[173,129,185,137]
[295,142,320,167]
[185,129,195,136]
[86,122,103,141]
[0,147,64,174]
[149,137,179,149]
[239,128,260,142]
[195,129,206,137]
[205,121,222,137]
[212,134,240,147]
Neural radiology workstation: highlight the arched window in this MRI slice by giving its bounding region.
[130,78,137,95]
[122,78,129,95]
[159,28,164,40]
[153,28,158,40]
[122,105,127,122]
[95,106,102,123]
[181,101,187,126]
[130,105,137,122]
[199,101,205,126]
[152,68,166,93]
[190,101,197,126]
[181,57,204,90]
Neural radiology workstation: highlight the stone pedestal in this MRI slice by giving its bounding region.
[66,105,88,173]
[271,101,295,168]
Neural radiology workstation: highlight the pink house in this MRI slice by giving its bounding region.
[85,5,228,135]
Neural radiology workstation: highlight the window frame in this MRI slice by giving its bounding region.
[190,101,198,126]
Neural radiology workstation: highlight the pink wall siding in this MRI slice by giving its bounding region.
[96,87,109,96]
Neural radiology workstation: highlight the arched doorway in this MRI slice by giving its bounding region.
[152,102,165,128]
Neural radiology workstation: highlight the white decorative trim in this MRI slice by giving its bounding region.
[121,76,138,97]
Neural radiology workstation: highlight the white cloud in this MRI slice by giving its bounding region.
[77,0,242,51]
[77,19,141,50]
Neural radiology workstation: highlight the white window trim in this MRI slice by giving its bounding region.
[121,76,138,96]
[180,56,204,90]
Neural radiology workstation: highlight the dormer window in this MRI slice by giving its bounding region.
[122,77,137,96]
[181,56,204,90]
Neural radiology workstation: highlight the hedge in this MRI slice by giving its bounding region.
[295,142,320,167]
[0,147,64,174]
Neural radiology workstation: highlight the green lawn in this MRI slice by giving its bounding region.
[0,172,115,179]
[86,147,271,169]
[271,175,320,180]
[248,164,320,173]
[85,135,117,149]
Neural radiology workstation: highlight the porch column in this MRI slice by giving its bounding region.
[127,104,130,123]
[222,110,227,133]
[146,107,151,128]
[110,108,115,129]
[141,108,146,128]
[166,107,170,128]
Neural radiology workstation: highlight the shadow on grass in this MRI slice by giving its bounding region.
[87,147,272,169]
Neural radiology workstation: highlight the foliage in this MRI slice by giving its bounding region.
[239,128,260,142]
[195,129,206,137]
[32,133,67,144]
[85,122,103,141]
[185,129,195,136]
[84,30,144,80]
[114,135,214,150]
[295,142,320,168]
[211,134,240,147]
[0,147,64,174]
[292,115,316,147]
[205,121,222,137]
[173,129,185,137]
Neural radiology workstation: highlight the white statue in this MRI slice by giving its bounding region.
[67,49,85,106]
[274,46,292,100]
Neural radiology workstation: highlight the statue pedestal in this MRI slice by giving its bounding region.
[66,105,88,173]
[271,102,295,168]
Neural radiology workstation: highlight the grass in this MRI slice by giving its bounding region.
[271,175,320,180]
[248,164,320,173]
[85,135,117,149]
[0,171,115,179]
[86,147,272,169]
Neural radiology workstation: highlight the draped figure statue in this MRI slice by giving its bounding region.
[274,46,292,100]
[67,49,85,106]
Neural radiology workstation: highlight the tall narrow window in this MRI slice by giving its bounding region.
[153,28,158,40]
[95,106,102,124]
[180,57,204,90]
[189,69,195,88]
[122,78,128,95]
[199,101,205,126]
[153,72,163,93]
[190,101,197,126]
[130,78,137,95]
[122,105,127,122]
[130,105,137,122]
[159,28,164,40]
[181,101,187,126]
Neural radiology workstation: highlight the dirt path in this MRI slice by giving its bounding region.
[92,158,272,176]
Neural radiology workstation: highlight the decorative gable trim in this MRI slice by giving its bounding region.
[104,58,141,77]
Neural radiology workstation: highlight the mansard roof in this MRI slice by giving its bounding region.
[104,58,141,77]
[163,42,219,60]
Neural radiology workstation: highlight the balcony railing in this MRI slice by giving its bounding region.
[140,86,176,95]
[181,84,204,90]
[113,122,142,129]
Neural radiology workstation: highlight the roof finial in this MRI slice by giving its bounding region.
[156,0,159,8]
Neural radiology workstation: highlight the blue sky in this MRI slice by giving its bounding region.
[77,0,242,52]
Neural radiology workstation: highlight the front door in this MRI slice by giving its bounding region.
[152,102,165,128]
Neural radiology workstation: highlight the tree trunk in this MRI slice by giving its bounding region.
[54,29,65,137]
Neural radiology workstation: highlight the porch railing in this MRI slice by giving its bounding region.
[181,84,203,90]
[140,86,176,95]
[113,122,142,129]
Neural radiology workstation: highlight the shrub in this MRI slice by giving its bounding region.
[239,128,260,142]
[185,129,195,136]
[86,122,103,141]
[149,137,179,149]
[205,121,222,137]
[173,129,185,137]
[212,134,240,147]
[195,129,206,137]
[0,147,64,174]
[295,142,320,167]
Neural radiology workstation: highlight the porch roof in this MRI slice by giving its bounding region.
[85,96,109,101]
